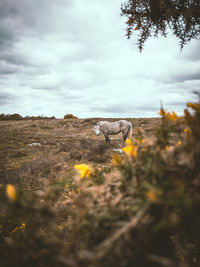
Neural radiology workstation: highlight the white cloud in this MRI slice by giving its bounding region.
[0,0,199,118]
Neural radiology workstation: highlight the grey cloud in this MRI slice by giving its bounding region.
[0,0,199,118]
[167,102,187,108]
[0,0,72,33]
[0,92,15,105]
[172,71,200,83]
[0,22,15,47]
[134,105,159,112]
[89,101,159,116]
[0,0,72,67]
[93,105,129,114]
[33,85,60,91]
[182,42,200,62]
[0,60,19,74]
[0,50,29,66]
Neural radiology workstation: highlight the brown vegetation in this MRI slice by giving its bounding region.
[64,114,78,119]
[1,104,200,267]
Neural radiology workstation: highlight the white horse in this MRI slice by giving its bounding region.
[94,120,133,145]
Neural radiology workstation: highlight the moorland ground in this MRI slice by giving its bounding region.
[0,117,161,188]
[1,109,200,267]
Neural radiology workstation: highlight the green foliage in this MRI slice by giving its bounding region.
[121,0,200,51]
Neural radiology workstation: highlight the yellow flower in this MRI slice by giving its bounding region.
[146,190,157,203]
[74,164,91,179]
[112,154,121,166]
[168,111,178,122]
[125,138,132,145]
[184,128,192,134]
[159,109,178,121]
[159,108,166,117]
[65,184,69,188]
[122,144,137,157]
[12,223,25,233]
[187,102,200,110]
[177,140,182,145]
[165,145,169,150]
[6,184,16,201]
[57,225,63,230]
[136,138,145,145]
[123,138,137,157]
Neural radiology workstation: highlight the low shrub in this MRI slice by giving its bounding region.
[0,113,23,120]
[63,114,78,119]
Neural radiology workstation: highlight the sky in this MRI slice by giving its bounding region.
[0,0,199,118]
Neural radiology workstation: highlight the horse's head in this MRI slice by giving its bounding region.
[94,122,100,136]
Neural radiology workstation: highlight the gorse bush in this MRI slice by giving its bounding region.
[0,100,200,267]
[63,114,78,119]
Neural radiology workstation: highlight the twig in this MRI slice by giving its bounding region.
[146,254,189,267]
[78,202,150,264]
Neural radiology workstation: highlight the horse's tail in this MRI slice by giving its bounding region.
[128,122,133,140]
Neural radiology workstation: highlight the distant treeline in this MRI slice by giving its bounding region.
[0,113,56,121]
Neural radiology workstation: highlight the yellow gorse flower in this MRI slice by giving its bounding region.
[57,225,63,231]
[146,190,158,203]
[136,138,145,145]
[159,109,178,121]
[125,138,132,145]
[112,154,121,166]
[187,102,200,110]
[12,223,26,233]
[74,164,91,179]
[168,111,178,122]
[6,184,16,201]
[122,139,137,157]
[159,108,166,117]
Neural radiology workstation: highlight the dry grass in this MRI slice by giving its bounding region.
[0,117,161,185]
[1,105,200,267]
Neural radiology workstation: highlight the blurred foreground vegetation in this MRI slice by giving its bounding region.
[0,100,200,267]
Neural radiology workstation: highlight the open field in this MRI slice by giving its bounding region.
[1,109,200,267]
[0,117,160,186]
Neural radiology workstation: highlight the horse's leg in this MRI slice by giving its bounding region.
[122,125,130,142]
[104,134,110,145]
[122,130,127,142]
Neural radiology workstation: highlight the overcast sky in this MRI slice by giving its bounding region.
[0,0,199,118]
